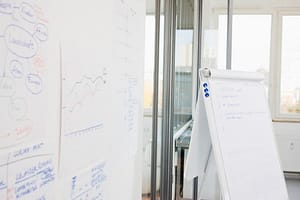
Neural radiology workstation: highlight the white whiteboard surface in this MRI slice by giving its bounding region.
[60,161,107,200]
[184,91,220,199]
[58,0,145,199]
[0,1,60,199]
[200,69,289,200]
[0,141,56,200]
[0,0,52,148]
[0,0,145,199]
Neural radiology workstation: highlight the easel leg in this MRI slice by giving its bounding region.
[193,177,198,200]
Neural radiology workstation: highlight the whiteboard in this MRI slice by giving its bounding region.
[0,142,56,200]
[0,0,60,199]
[200,69,289,200]
[184,91,220,199]
[58,0,145,199]
[0,0,52,148]
[0,0,145,199]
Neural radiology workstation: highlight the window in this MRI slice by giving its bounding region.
[279,15,300,115]
[143,13,164,199]
[173,0,194,131]
[174,30,193,130]
[217,14,271,79]
[217,12,300,120]
[144,15,164,111]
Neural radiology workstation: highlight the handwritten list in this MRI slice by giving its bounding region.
[0,142,56,200]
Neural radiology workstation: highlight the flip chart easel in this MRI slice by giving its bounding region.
[193,68,289,200]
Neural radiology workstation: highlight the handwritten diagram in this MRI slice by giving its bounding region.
[68,162,107,200]
[60,46,110,173]
[0,142,56,200]
[63,69,107,114]
[113,0,139,66]
[62,68,107,138]
[117,75,139,155]
[0,0,49,148]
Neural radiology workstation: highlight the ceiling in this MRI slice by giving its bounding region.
[146,0,300,14]
[211,0,300,8]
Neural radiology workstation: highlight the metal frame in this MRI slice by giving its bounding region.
[150,0,161,199]
[193,0,203,110]
[273,11,300,121]
[193,0,203,199]
[160,0,176,199]
[150,0,234,199]
[196,0,203,96]
[226,0,233,70]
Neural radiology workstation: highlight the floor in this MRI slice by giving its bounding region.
[286,177,300,200]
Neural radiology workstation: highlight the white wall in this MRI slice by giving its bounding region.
[274,122,300,172]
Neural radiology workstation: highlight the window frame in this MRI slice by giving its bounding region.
[214,8,300,122]
[215,9,275,114]
[273,11,300,122]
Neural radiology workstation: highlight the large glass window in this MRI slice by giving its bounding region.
[143,2,164,199]
[280,16,300,115]
[216,12,300,119]
[173,0,194,131]
[216,14,272,99]
[218,14,272,76]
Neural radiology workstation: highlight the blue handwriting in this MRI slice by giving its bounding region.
[65,123,103,137]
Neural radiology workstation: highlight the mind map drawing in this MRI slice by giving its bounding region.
[0,0,49,148]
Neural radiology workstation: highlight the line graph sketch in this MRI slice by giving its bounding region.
[60,52,111,173]
[62,68,107,114]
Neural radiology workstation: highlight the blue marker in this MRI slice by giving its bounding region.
[205,93,209,97]
[204,88,209,93]
[203,83,208,88]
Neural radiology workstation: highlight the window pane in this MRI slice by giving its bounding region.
[173,0,194,131]
[217,15,227,70]
[217,14,271,98]
[280,16,300,114]
[218,14,271,75]
[143,14,155,200]
[143,7,164,200]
